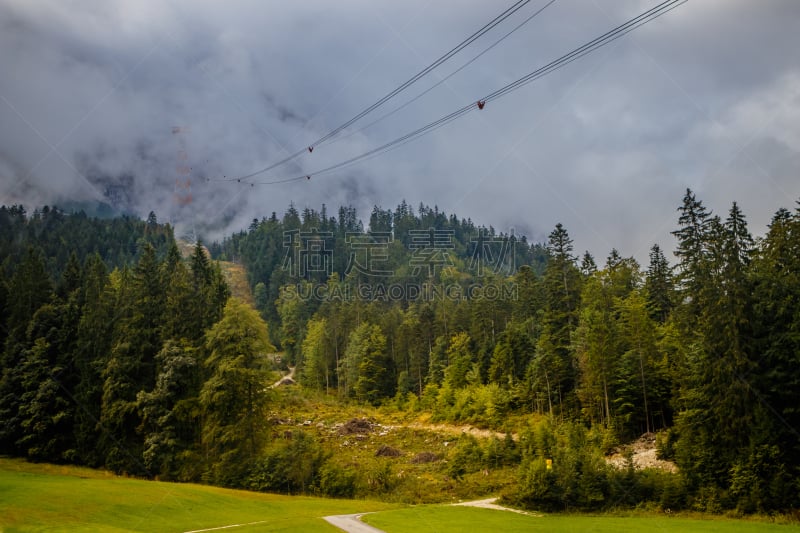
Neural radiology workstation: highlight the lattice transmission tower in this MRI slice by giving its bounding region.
[171,126,196,243]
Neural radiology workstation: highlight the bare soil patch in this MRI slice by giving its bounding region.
[606,433,678,473]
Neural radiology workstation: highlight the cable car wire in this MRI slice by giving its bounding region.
[331,0,557,146]
[245,0,685,186]
[225,0,535,181]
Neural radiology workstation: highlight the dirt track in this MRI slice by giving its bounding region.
[323,498,538,532]
[404,422,516,441]
[323,513,385,533]
[452,497,539,516]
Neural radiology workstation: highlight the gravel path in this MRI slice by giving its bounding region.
[324,497,539,532]
[323,513,386,533]
[454,497,539,516]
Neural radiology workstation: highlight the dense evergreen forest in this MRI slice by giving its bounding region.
[1,192,799,513]
[0,205,232,478]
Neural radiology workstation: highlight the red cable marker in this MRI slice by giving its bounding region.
[477,100,486,110]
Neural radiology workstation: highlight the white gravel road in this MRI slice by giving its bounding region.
[323,513,386,533]
[323,497,539,532]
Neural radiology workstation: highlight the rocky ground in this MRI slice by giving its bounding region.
[606,433,677,472]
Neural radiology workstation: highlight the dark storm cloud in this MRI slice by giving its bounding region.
[1,0,799,259]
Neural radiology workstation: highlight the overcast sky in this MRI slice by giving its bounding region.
[1,0,799,263]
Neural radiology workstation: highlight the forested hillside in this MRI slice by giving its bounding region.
[213,191,800,513]
[0,206,233,479]
[1,192,799,513]
[0,205,173,279]
[212,202,546,315]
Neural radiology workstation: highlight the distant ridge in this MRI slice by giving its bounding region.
[53,199,125,219]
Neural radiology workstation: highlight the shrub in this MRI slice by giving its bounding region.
[317,461,357,498]
[511,421,689,513]
[447,434,484,479]
[729,444,792,513]
[363,460,395,494]
[419,384,439,411]
[247,431,327,494]
[656,428,677,461]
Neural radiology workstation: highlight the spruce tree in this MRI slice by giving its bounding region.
[644,244,673,323]
[747,206,800,509]
[0,247,52,454]
[138,340,201,480]
[73,254,111,466]
[200,298,275,485]
[532,224,581,416]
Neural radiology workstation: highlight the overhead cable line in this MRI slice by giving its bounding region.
[221,0,535,181]
[248,0,686,186]
[330,0,557,146]
[482,0,686,104]
[312,0,534,148]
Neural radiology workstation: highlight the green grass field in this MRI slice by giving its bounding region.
[0,458,397,532]
[3,457,798,533]
[363,506,800,533]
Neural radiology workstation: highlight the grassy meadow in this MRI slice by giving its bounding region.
[0,458,396,532]
[363,505,800,533]
[3,457,798,533]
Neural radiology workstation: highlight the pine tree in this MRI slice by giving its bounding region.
[73,254,111,466]
[545,224,580,323]
[644,244,673,323]
[489,320,534,388]
[58,252,82,300]
[671,188,712,314]
[443,332,474,390]
[672,197,761,497]
[130,243,166,387]
[200,298,275,486]
[573,274,619,428]
[615,290,670,435]
[15,301,78,462]
[355,325,390,406]
[0,247,52,454]
[748,205,800,509]
[276,286,308,364]
[398,305,430,395]
[162,244,195,341]
[3,247,52,360]
[426,335,448,387]
[99,244,166,474]
[0,272,7,349]
[580,251,597,277]
[100,338,147,475]
[300,317,331,391]
[138,340,201,480]
[512,265,543,323]
[340,322,392,404]
[531,224,582,416]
